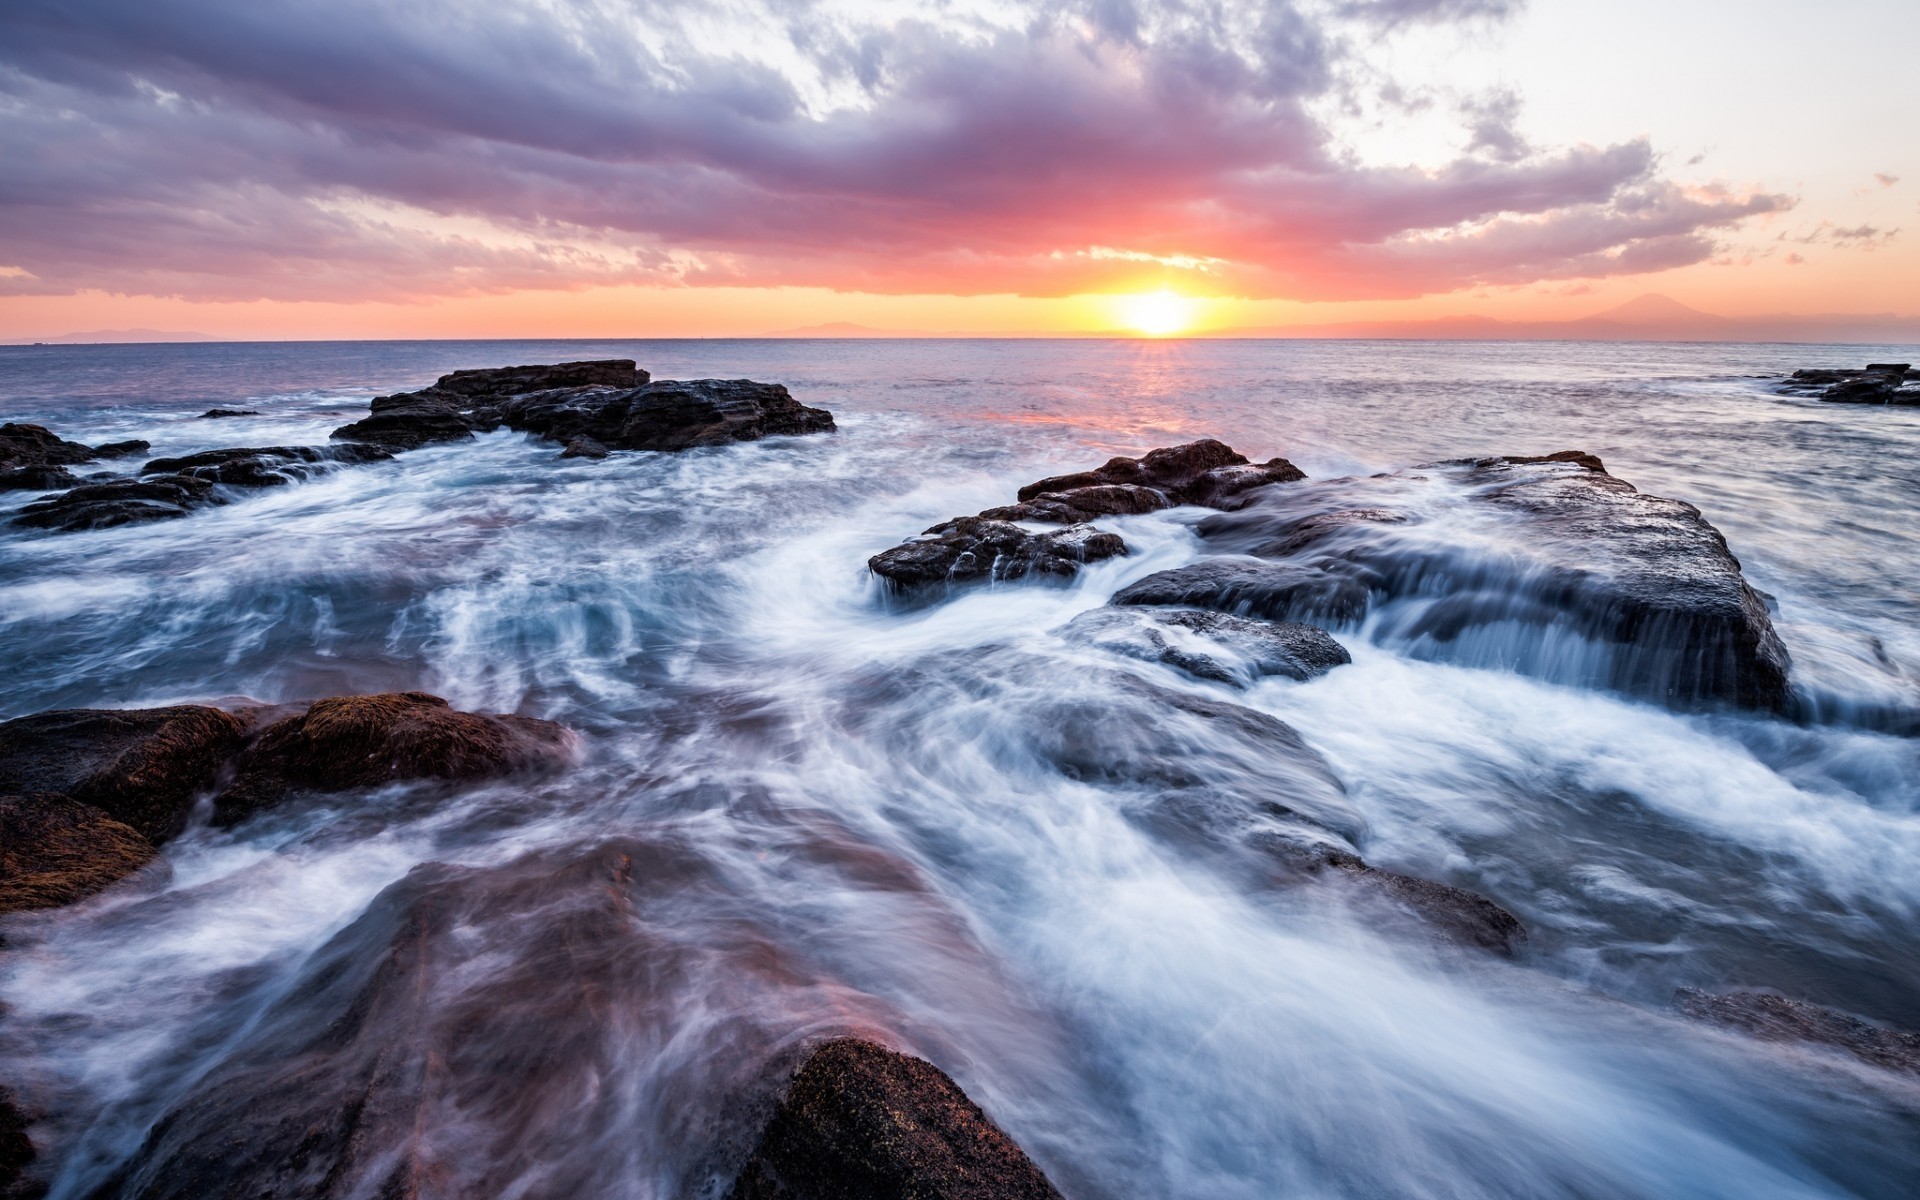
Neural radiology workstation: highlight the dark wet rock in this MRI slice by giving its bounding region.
[0,466,82,492]
[435,359,643,398]
[980,483,1171,524]
[1675,988,1920,1075]
[10,475,217,531]
[0,705,247,842]
[1016,438,1304,515]
[197,409,261,419]
[213,691,574,823]
[503,378,835,452]
[1056,606,1349,686]
[0,793,157,917]
[1780,364,1920,404]
[560,435,610,459]
[330,394,483,450]
[142,444,392,488]
[869,517,1127,598]
[1,1089,35,1200]
[1333,865,1527,957]
[90,440,149,459]
[0,423,99,469]
[1112,557,1374,627]
[727,1038,1063,1200]
[331,360,649,451]
[1195,454,1793,711]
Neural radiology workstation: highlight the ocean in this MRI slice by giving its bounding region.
[2,338,1918,1198]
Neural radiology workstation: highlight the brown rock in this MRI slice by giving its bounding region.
[0,793,157,917]
[728,1038,1063,1200]
[214,692,574,822]
[1,1089,36,1200]
[0,706,246,842]
[1017,439,1304,512]
[1675,988,1920,1075]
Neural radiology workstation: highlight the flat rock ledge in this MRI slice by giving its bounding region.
[0,694,573,919]
[728,1038,1063,1200]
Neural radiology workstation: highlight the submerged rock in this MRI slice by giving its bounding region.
[0,793,157,917]
[1056,606,1349,686]
[197,408,260,419]
[727,1038,1063,1200]
[213,691,574,823]
[1675,988,1920,1075]
[560,435,611,459]
[1015,439,1304,515]
[502,378,835,452]
[0,705,246,842]
[869,517,1126,599]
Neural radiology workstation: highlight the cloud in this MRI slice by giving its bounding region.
[1778,221,1899,250]
[0,0,1790,303]
[1875,173,1899,187]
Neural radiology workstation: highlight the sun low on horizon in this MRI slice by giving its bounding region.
[1114,289,1205,337]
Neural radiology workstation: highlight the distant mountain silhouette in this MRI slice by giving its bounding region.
[10,328,219,344]
[1213,294,1920,344]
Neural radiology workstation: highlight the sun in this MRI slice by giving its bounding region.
[1117,289,1199,337]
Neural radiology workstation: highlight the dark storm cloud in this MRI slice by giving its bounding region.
[0,0,1789,301]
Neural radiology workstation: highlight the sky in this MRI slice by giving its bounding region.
[0,0,1913,339]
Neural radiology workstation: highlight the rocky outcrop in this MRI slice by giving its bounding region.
[868,441,1303,601]
[0,466,83,493]
[1121,453,1792,712]
[0,423,105,470]
[0,705,241,917]
[213,692,574,823]
[1013,439,1304,516]
[727,1038,1063,1200]
[0,705,246,842]
[1675,988,1920,1075]
[140,444,391,488]
[1779,364,1920,405]
[11,476,217,531]
[197,409,260,419]
[869,518,1126,599]
[12,443,394,532]
[331,359,648,450]
[0,696,572,919]
[1056,606,1349,686]
[0,794,157,917]
[501,378,835,452]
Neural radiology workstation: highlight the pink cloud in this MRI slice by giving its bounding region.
[0,0,1792,303]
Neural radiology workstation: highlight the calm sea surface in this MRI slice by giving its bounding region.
[2,339,1918,1198]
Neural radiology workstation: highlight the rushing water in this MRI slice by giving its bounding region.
[2,338,1918,1199]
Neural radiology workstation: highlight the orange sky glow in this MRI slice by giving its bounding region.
[2,0,1913,342]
